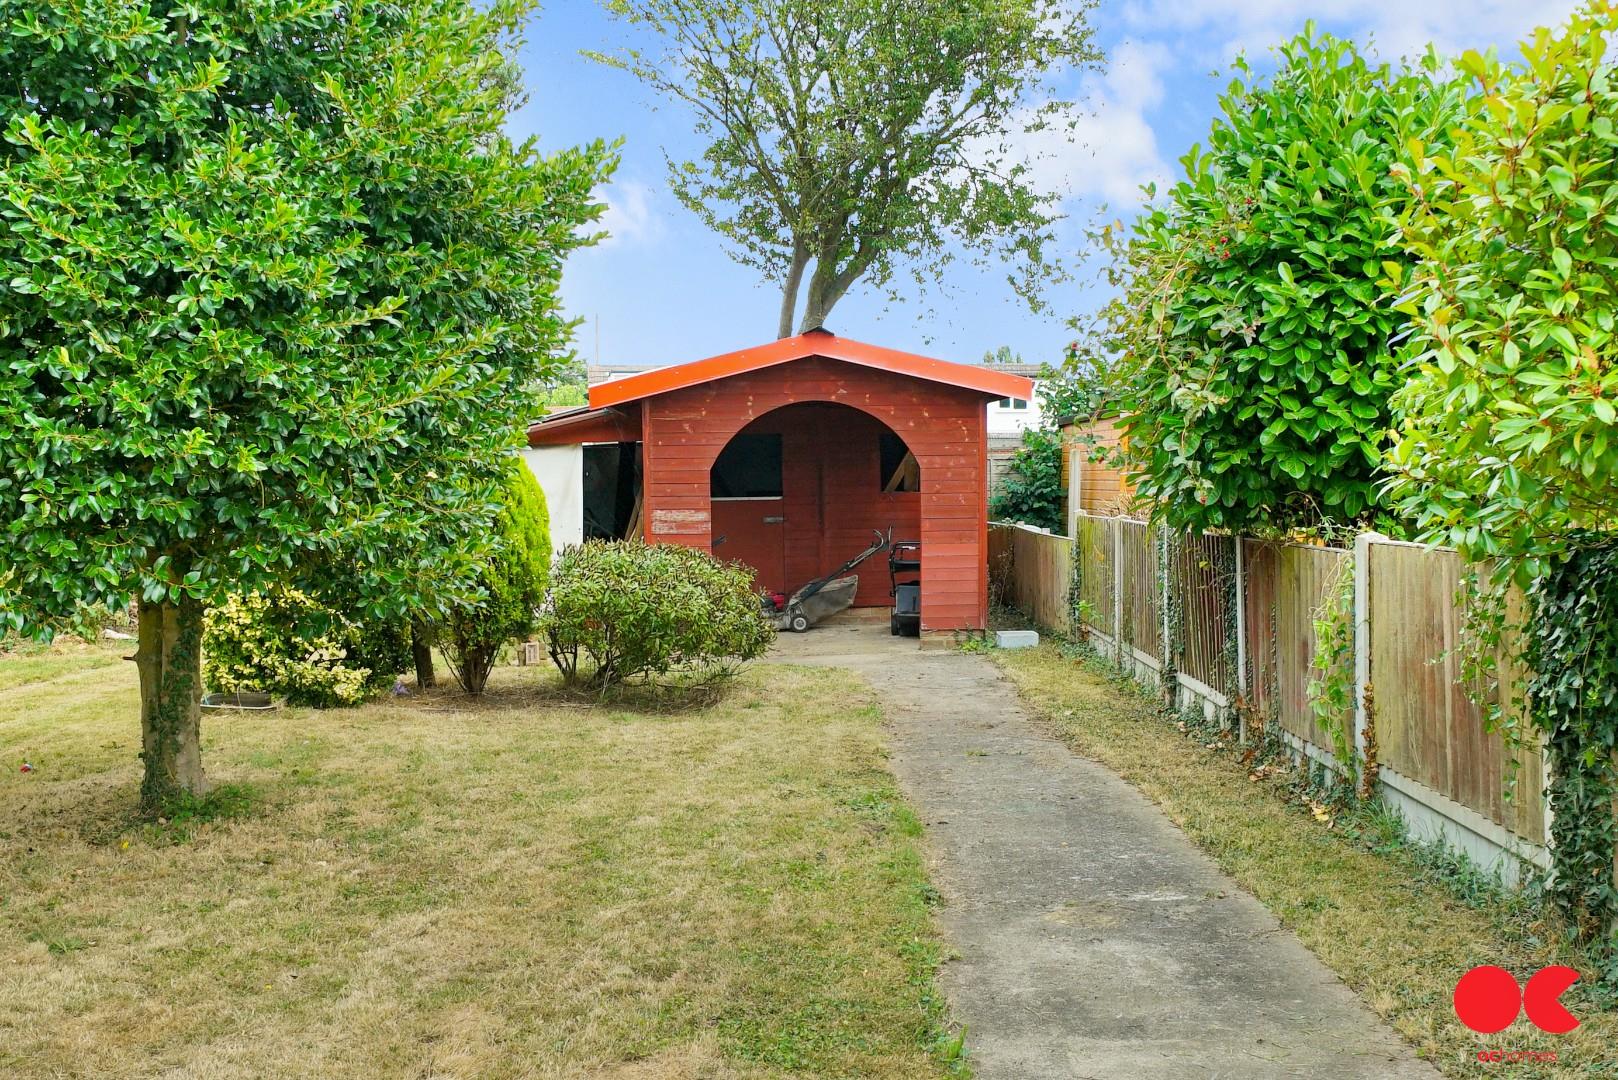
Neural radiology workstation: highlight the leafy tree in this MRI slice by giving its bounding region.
[1386,4,1618,573]
[1038,335,1112,421]
[1101,27,1463,534]
[592,0,1100,336]
[982,346,1025,366]
[1386,3,1618,948]
[0,0,613,808]
[440,466,551,695]
[989,428,1064,533]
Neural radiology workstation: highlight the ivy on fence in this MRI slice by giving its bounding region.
[1527,539,1618,947]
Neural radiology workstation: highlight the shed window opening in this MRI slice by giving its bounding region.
[711,434,784,498]
[879,432,920,493]
[994,396,1028,410]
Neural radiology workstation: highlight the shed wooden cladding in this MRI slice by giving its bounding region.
[713,403,919,608]
[530,331,1029,632]
[642,355,995,629]
[1368,543,1545,843]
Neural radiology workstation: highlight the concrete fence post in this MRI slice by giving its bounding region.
[1234,535,1247,739]
[1112,519,1125,665]
[1353,531,1378,766]
[1159,527,1175,703]
[1234,536,1248,691]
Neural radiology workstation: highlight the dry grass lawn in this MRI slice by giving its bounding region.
[995,643,1617,1079]
[0,642,954,1079]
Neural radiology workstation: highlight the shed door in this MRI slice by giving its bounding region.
[712,500,787,594]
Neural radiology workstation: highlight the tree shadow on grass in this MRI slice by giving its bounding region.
[401,661,754,717]
[19,775,264,849]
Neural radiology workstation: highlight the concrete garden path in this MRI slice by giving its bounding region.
[775,614,1441,1080]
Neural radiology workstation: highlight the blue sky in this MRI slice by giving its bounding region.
[507,0,1579,370]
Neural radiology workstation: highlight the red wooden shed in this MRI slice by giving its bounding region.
[527,329,1033,632]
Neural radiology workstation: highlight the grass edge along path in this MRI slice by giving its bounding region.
[991,643,1616,1080]
[1,649,964,1079]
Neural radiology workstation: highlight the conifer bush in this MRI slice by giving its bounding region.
[439,467,551,694]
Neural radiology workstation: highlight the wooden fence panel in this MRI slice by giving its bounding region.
[1008,526,1073,634]
[1177,533,1236,697]
[988,524,1013,603]
[1117,520,1159,658]
[1368,543,1545,844]
[1075,515,1116,637]
[1243,542,1349,750]
[993,517,1562,873]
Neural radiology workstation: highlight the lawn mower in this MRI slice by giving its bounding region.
[763,529,890,632]
[889,536,921,636]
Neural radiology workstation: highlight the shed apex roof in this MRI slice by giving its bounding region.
[587,329,1035,410]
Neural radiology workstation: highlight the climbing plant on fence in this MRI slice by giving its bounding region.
[1306,559,1358,788]
[1099,27,1464,535]
[1527,541,1618,948]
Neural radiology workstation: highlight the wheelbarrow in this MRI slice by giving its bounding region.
[764,530,890,632]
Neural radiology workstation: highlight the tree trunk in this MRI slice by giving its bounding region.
[777,241,809,338]
[798,269,841,333]
[135,597,207,810]
[797,243,864,334]
[411,620,436,688]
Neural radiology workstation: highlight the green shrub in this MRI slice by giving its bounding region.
[1386,6,1618,569]
[542,541,774,690]
[1100,27,1463,533]
[989,428,1064,533]
[440,466,551,694]
[203,588,403,708]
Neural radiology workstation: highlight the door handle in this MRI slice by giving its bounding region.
[763,515,785,524]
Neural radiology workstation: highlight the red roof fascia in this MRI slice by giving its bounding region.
[588,330,1034,409]
[526,406,641,447]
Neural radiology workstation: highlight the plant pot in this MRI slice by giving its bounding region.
[201,691,277,711]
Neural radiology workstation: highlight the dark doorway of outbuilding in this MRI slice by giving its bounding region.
[710,402,920,607]
[582,441,640,540]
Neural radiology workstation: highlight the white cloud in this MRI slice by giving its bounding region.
[1118,0,1582,66]
[1061,1,1584,212]
[596,180,664,248]
[982,40,1173,213]
[1064,40,1174,208]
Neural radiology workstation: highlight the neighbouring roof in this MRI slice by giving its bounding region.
[983,362,1044,378]
[585,362,664,384]
[587,328,1035,410]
